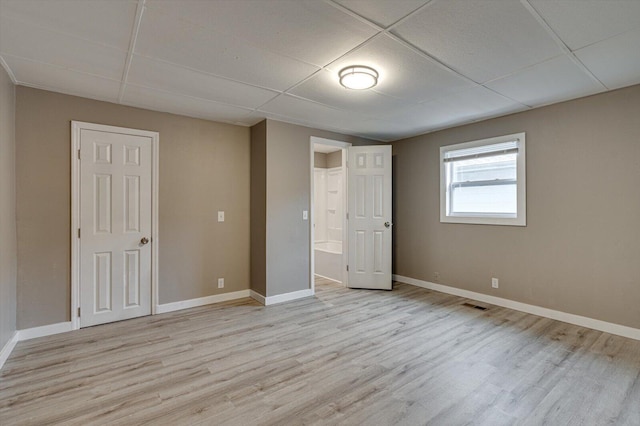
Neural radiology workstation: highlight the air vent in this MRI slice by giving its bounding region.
[462,302,488,311]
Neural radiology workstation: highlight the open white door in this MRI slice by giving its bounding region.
[347,145,392,290]
[79,128,153,327]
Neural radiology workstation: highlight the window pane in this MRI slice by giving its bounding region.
[452,154,516,183]
[451,183,517,214]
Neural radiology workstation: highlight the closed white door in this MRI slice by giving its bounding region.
[79,129,152,327]
[347,145,392,290]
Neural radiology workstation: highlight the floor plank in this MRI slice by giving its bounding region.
[1,277,639,425]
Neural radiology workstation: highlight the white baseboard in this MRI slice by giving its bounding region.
[0,331,19,370]
[156,290,251,314]
[18,321,74,341]
[250,290,266,305]
[250,288,314,306]
[393,274,640,341]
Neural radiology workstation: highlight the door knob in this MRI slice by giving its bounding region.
[384,221,392,228]
[140,237,150,245]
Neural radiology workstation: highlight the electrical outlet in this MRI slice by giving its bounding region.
[434,272,440,282]
[492,278,499,289]
[218,278,224,289]
[302,210,308,220]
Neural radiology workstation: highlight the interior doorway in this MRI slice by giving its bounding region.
[310,137,350,293]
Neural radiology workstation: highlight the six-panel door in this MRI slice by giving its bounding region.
[80,129,152,327]
[347,145,392,290]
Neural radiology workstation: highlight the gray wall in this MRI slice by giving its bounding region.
[263,120,374,297]
[250,120,267,296]
[0,66,16,348]
[16,87,250,329]
[392,84,640,329]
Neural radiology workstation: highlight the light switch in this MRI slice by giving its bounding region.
[303,210,308,220]
[218,211,225,222]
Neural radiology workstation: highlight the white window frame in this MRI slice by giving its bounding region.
[440,132,526,226]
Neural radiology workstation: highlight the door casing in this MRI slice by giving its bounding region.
[71,121,159,330]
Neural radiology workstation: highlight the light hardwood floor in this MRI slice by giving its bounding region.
[1,278,639,425]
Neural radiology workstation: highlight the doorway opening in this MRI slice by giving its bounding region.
[310,137,350,293]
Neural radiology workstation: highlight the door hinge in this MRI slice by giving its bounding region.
[77,149,81,160]
[346,212,349,220]
[77,307,81,317]
[77,228,81,238]
[346,265,349,272]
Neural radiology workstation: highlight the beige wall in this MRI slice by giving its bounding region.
[314,152,327,169]
[327,150,342,169]
[250,120,267,296]
[0,66,16,347]
[264,120,375,297]
[392,84,640,329]
[16,87,250,329]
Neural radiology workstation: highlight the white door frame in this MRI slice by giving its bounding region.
[71,121,159,330]
[309,136,351,294]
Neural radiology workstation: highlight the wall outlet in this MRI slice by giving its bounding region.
[217,211,225,222]
[492,278,499,289]
[434,272,440,282]
[303,210,308,220]
[218,278,224,289]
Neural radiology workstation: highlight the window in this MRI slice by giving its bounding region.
[440,132,526,226]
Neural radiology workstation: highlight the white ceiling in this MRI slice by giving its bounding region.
[1,0,639,142]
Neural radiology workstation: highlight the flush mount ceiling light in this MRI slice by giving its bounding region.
[339,65,378,90]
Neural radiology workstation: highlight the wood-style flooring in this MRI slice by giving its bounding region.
[1,277,640,425]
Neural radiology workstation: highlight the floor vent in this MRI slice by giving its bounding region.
[462,302,488,311]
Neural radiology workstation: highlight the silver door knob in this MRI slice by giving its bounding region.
[140,237,150,245]
[384,222,392,228]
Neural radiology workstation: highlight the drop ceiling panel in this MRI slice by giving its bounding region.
[344,118,426,142]
[258,94,370,131]
[5,55,120,102]
[486,55,604,107]
[576,28,640,90]
[146,0,377,67]
[528,0,640,50]
[333,0,430,27]
[289,69,410,118]
[387,86,526,131]
[393,0,563,83]
[0,16,126,81]
[0,0,137,51]
[122,84,254,124]
[128,55,278,110]
[135,6,320,91]
[324,34,476,104]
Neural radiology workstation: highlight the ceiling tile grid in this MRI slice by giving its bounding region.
[1,0,639,141]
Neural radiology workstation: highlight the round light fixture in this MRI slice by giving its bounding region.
[339,65,378,90]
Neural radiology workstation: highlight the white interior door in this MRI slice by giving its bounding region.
[347,145,392,290]
[79,129,152,327]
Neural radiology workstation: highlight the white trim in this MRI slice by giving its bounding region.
[250,289,315,306]
[0,332,19,371]
[440,132,526,227]
[250,290,266,305]
[17,322,74,341]
[71,121,160,329]
[394,274,640,341]
[265,289,314,305]
[156,290,251,314]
